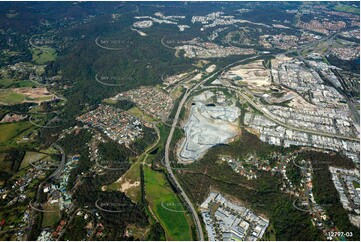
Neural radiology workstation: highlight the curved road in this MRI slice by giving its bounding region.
[164,55,263,241]
[27,143,66,240]
[164,41,359,239]
[204,85,359,142]
[236,88,359,142]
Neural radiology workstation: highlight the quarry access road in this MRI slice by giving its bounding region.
[205,84,359,142]
[164,55,262,241]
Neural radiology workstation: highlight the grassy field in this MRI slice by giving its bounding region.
[0,121,33,144]
[102,98,117,104]
[170,86,184,100]
[26,95,53,102]
[0,153,6,163]
[20,151,48,170]
[0,79,37,89]
[0,152,6,184]
[333,4,359,14]
[41,202,61,228]
[0,153,11,178]
[0,79,14,88]
[31,47,57,65]
[128,106,155,123]
[107,122,161,203]
[0,89,26,105]
[39,146,59,155]
[143,166,193,241]
[107,161,142,203]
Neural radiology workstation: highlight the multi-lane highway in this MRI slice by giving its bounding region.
[49,144,66,179]
[229,85,359,142]
[200,83,358,143]
[163,55,264,241]
[27,144,66,240]
[163,43,359,239]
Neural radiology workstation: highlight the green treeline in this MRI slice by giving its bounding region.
[177,130,358,240]
[297,151,359,240]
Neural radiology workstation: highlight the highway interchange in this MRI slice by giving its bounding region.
[163,55,269,241]
[162,33,359,239]
[25,31,359,240]
[26,143,66,240]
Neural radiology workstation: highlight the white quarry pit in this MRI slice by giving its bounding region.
[179,101,240,162]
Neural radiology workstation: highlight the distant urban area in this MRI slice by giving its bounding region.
[0,1,359,241]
